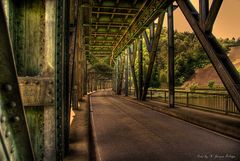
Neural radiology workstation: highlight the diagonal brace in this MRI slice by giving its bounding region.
[141,13,165,100]
[176,0,240,111]
[205,0,223,32]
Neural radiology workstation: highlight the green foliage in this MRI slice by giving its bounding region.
[158,30,210,86]
[159,70,167,84]
[219,37,240,50]
[150,64,161,88]
[208,80,215,89]
[189,82,198,92]
[132,28,237,88]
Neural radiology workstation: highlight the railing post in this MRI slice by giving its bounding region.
[150,90,153,100]
[125,52,129,96]
[186,92,189,107]
[225,95,229,115]
[164,90,167,102]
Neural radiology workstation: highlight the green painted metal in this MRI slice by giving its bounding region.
[124,52,129,96]
[63,0,70,155]
[8,1,49,160]
[167,4,175,108]
[138,36,143,99]
[55,0,69,160]
[25,107,44,161]
[80,0,175,64]
[0,2,35,160]
[112,0,174,58]
[12,0,46,76]
[141,13,165,101]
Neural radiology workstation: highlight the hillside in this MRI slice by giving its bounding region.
[182,46,240,87]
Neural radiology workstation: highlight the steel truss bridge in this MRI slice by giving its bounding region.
[0,0,239,161]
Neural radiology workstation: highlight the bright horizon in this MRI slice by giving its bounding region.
[163,0,240,39]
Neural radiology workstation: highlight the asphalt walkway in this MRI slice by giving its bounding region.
[91,90,240,161]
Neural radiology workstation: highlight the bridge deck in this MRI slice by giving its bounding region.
[90,90,240,161]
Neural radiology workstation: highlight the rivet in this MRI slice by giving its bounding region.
[3,84,12,92]
[14,116,20,122]
[48,90,52,95]
[49,81,53,85]
[5,131,10,138]
[10,102,17,108]
[25,81,29,84]
[1,116,6,123]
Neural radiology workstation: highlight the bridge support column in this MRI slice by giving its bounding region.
[138,36,143,100]
[128,42,139,99]
[115,58,119,94]
[168,3,175,108]
[116,55,125,95]
[125,51,129,96]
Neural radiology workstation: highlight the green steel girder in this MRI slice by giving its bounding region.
[112,0,174,58]
[82,0,146,60]
[0,3,35,161]
[55,0,69,159]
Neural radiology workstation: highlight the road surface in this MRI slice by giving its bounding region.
[91,90,240,161]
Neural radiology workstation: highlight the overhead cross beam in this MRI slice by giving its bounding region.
[92,6,138,11]
[176,0,240,111]
[112,0,174,59]
[88,23,128,28]
[92,11,135,16]
[92,32,122,36]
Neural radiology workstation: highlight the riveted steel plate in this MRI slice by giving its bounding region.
[18,77,55,106]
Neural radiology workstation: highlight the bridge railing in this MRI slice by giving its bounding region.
[128,88,239,115]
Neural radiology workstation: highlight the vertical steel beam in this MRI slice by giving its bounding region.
[199,0,209,30]
[168,3,175,108]
[55,0,68,159]
[205,0,223,32]
[117,55,125,95]
[115,58,119,94]
[90,73,93,92]
[143,31,151,52]
[138,36,143,100]
[128,44,139,99]
[125,51,129,96]
[64,0,70,155]
[0,3,35,160]
[176,0,240,111]
[84,59,87,95]
[150,22,154,46]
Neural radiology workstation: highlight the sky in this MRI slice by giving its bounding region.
[163,0,240,39]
